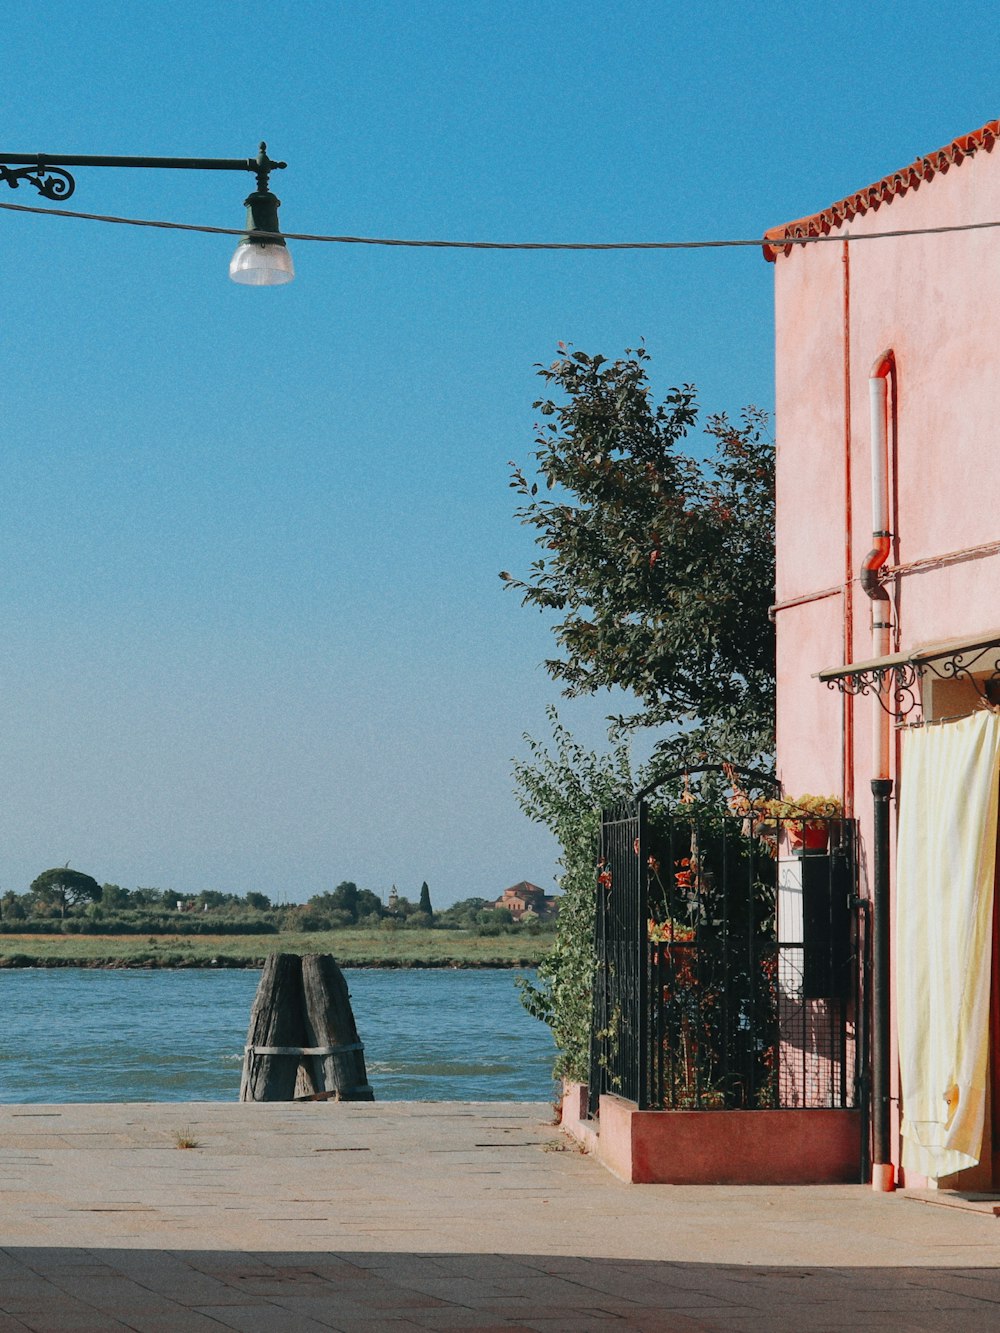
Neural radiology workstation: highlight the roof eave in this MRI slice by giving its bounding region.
[764,118,1000,262]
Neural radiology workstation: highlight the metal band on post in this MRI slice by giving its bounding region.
[244,1042,364,1058]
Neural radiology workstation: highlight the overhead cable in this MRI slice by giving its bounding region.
[4,196,1000,250]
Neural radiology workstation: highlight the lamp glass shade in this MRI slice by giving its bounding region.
[229,240,295,286]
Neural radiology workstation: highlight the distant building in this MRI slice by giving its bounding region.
[492,880,558,921]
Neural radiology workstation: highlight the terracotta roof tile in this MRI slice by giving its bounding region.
[764,119,1000,260]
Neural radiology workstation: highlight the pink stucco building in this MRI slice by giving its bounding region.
[766,120,1000,1192]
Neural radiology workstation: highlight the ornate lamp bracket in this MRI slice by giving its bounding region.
[0,144,288,209]
[0,160,75,200]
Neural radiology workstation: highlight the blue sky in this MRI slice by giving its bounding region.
[0,3,997,905]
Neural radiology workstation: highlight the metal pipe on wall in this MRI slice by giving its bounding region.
[842,241,855,817]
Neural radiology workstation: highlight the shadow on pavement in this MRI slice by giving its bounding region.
[3,1246,1000,1331]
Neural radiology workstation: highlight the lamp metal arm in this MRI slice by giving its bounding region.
[0,142,285,202]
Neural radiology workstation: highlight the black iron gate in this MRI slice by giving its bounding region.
[590,774,866,1121]
[590,796,648,1111]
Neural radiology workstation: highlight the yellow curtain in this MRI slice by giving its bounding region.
[896,709,1000,1180]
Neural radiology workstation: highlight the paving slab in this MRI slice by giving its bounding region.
[0,1101,999,1329]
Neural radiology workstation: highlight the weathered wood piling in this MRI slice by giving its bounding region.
[301,953,373,1100]
[240,953,305,1102]
[240,952,373,1102]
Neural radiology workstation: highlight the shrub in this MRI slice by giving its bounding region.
[513,710,635,1082]
[405,911,434,930]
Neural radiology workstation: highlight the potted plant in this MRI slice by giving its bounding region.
[756,793,843,854]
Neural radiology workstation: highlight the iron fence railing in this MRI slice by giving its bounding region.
[590,798,647,1113]
[591,801,864,1116]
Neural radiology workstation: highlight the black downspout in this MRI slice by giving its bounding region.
[871,776,894,1181]
[853,893,872,1183]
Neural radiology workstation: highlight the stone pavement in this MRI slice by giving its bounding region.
[1,1101,1000,1331]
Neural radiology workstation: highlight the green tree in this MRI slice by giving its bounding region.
[132,886,171,907]
[504,347,775,1082]
[502,344,774,765]
[436,897,489,927]
[513,711,636,1080]
[331,881,359,919]
[29,867,103,919]
[0,889,25,921]
[198,890,231,910]
[101,883,129,909]
[244,891,271,911]
[307,882,380,925]
[356,889,383,920]
[418,881,433,917]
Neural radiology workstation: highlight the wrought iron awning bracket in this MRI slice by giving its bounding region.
[822,661,921,720]
[821,641,1000,723]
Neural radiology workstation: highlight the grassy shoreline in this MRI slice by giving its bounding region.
[0,927,552,970]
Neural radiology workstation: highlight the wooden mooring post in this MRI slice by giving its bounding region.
[240,952,374,1102]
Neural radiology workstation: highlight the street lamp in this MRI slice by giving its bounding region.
[0,141,293,286]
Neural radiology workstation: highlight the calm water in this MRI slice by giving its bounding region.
[0,968,556,1104]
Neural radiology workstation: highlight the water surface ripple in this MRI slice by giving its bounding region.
[0,967,556,1103]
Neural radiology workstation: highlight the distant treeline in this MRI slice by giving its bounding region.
[0,877,555,938]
